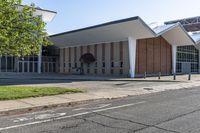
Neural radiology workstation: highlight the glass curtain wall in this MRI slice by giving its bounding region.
[0,56,16,72]
[0,56,57,73]
[176,45,199,73]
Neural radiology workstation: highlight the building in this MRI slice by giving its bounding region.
[50,16,200,78]
[0,6,57,74]
[3,7,200,78]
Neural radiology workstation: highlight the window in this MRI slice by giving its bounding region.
[94,69,97,74]
[102,69,105,74]
[120,69,123,75]
[87,69,90,74]
[120,62,123,68]
[68,63,71,68]
[110,69,114,74]
[102,62,105,68]
[111,62,114,68]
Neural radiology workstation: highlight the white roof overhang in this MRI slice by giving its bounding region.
[33,9,56,22]
[18,5,57,22]
[190,32,200,44]
[154,23,195,46]
[50,17,156,48]
[190,32,200,50]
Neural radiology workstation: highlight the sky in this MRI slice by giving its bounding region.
[22,0,200,35]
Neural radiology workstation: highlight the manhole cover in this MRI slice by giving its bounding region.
[143,88,153,91]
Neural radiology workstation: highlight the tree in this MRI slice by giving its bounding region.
[0,0,51,56]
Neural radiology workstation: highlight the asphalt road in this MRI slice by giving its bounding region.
[1,86,200,133]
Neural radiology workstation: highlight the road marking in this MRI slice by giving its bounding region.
[74,104,111,111]
[0,101,146,131]
[13,113,67,123]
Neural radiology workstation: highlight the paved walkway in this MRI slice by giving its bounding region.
[0,73,200,115]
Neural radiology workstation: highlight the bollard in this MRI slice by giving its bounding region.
[158,72,161,79]
[144,72,147,79]
[188,73,191,80]
[173,73,176,80]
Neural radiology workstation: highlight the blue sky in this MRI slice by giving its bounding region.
[23,0,200,35]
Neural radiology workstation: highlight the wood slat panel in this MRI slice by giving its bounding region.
[138,39,147,74]
[166,42,172,74]
[153,37,161,73]
[160,37,167,74]
[136,40,139,74]
[147,38,154,74]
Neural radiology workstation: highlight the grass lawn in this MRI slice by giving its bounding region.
[0,86,83,100]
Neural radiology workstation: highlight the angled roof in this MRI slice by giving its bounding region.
[165,16,200,25]
[50,16,200,48]
[18,5,57,22]
[165,16,200,32]
[152,24,176,35]
[50,16,156,47]
[152,23,196,45]
[190,32,200,43]
[50,16,155,37]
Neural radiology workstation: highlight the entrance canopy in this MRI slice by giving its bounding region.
[50,16,200,48]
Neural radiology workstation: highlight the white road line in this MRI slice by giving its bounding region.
[73,104,111,111]
[0,101,146,131]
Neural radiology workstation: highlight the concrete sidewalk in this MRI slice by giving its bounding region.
[0,73,199,82]
[1,79,200,116]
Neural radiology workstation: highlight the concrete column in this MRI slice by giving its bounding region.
[33,56,35,73]
[5,55,7,72]
[0,56,1,73]
[172,45,177,74]
[27,56,30,73]
[199,49,200,74]
[15,57,18,72]
[59,48,64,73]
[128,37,137,78]
[38,45,42,74]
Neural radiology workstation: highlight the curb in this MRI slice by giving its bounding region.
[0,77,182,83]
[0,98,111,117]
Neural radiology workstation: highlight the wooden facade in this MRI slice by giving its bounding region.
[136,36,172,76]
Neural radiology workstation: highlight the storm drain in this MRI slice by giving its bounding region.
[143,87,154,91]
[115,82,129,86]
